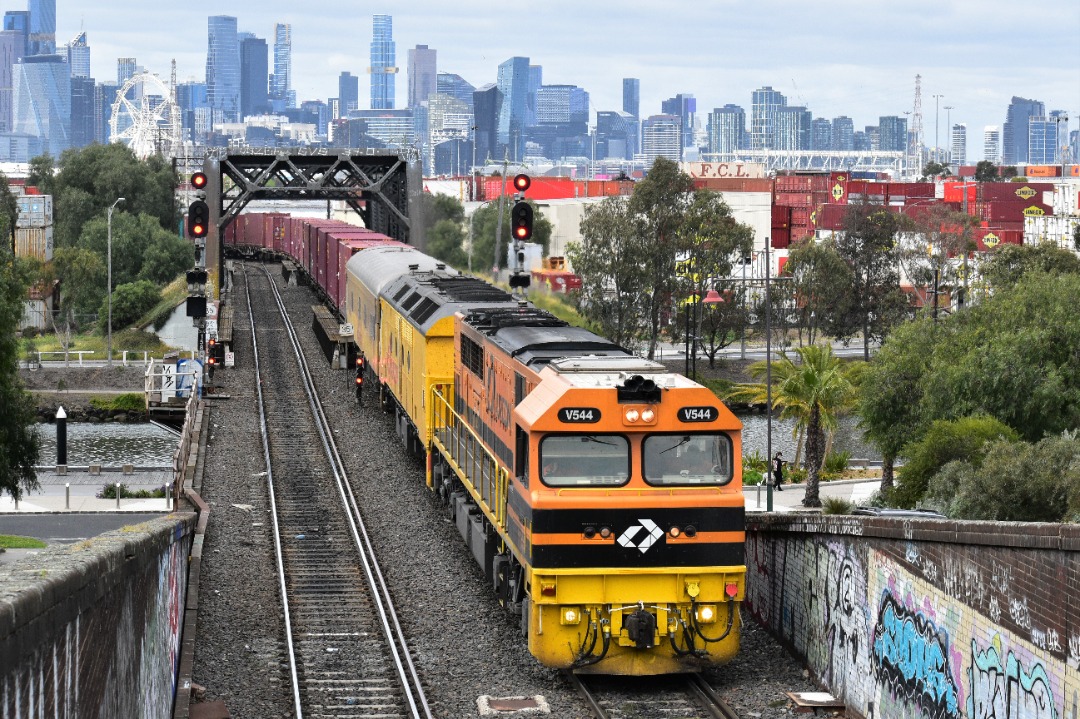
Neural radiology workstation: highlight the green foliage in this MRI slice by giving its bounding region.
[744,470,765,485]
[786,239,855,344]
[821,497,855,515]
[100,281,160,334]
[926,435,1080,522]
[822,450,852,475]
[422,192,465,228]
[981,243,1080,291]
[426,219,469,269]
[89,393,146,412]
[0,535,47,549]
[974,160,999,183]
[919,162,951,181]
[895,415,1018,508]
[97,483,168,499]
[0,251,42,500]
[743,450,768,474]
[468,198,552,272]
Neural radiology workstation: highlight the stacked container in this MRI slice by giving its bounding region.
[14,194,54,261]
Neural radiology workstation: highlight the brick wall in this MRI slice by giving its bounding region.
[0,515,196,717]
[746,515,1079,719]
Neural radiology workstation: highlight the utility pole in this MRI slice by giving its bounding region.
[944,105,954,169]
[933,94,944,165]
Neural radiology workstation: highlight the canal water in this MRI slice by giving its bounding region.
[34,423,178,466]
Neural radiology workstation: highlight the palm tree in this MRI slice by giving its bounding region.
[726,344,857,507]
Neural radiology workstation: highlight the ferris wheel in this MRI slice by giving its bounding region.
[109,71,181,160]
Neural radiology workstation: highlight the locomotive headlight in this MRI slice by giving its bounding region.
[640,408,656,423]
[624,408,640,423]
[561,607,582,625]
[599,526,612,539]
[695,604,718,624]
[669,526,681,538]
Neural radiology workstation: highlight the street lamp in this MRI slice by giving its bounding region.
[106,197,125,368]
[933,94,944,165]
[764,237,774,512]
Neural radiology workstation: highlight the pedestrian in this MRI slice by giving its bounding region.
[772,451,784,491]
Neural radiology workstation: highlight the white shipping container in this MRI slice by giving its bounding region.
[16,194,52,228]
[1025,215,1079,249]
[20,299,49,330]
[15,226,53,260]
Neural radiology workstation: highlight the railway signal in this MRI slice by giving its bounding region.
[511,201,533,241]
[191,171,207,190]
[355,353,366,405]
[188,199,209,238]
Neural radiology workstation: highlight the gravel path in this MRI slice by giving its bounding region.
[190,262,830,719]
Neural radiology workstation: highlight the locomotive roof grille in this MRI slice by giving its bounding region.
[464,306,569,333]
[430,276,514,303]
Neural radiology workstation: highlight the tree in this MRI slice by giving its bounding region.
[785,239,854,345]
[980,242,1080,291]
[52,247,105,324]
[895,204,977,317]
[834,203,910,359]
[726,344,857,507]
[76,212,190,292]
[628,157,695,358]
[102,280,160,333]
[0,253,41,500]
[974,160,999,182]
[426,219,468,269]
[893,415,1018,509]
[468,199,552,273]
[919,161,951,181]
[567,196,650,352]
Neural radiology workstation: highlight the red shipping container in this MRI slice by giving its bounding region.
[270,214,289,253]
[775,192,813,208]
[980,182,1053,203]
[845,180,868,195]
[771,228,790,248]
[693,177,774,193]
[771,205,791,229]
[979,201,1052,222]
[817,204,848,230]
[976,229,1023,251]
[791,207,812,227]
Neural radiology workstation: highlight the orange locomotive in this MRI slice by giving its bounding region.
[428,305,745,675]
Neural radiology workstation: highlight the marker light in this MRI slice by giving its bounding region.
[669,526,681,538]
[640,408,656,423]
[624,409,640,423]
[599,526,612,539]
[695,605,717,624]
[561,607,582,625]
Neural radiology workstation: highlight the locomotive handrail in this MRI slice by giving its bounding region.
[430,384,508,528]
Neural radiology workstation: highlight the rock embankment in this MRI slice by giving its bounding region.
[19,365,149,421]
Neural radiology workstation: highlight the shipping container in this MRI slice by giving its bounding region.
[16,195,52,228]
[975,229,1023,251]
[693,177,774,193]
[1023,165,1062,178]
[15,226,53,260]
[791,207,812,227]
[818,203,848,231]
[1024,215,1080,248]
[980,182,1054,203]
[979,201,1053,222]
[774,192,814,208]
[771,205,790,229]
[942,182,979,207]
[827,179,847,204]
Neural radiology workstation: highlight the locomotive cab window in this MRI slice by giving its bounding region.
[643,433,734,486]
[539,435,629,487]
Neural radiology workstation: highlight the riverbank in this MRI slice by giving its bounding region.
[19,365,148,421]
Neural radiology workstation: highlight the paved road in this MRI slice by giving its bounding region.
[0,512,168,566]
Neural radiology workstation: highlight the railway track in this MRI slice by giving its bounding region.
[244,264,432,719]
[567,672,741,719]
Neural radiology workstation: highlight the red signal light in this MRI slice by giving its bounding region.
[513,174,530,192]
[191,172,207,189]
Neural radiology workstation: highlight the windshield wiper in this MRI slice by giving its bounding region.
[660,436,692,454]
[582,436,616,446]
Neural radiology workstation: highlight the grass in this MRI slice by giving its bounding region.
[0,535,47,549]
[89,393,146,411]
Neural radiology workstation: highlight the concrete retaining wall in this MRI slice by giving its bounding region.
[0,514,197,717]
[746,514,1079,719]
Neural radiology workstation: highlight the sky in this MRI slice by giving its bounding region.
[51,0,1080,159]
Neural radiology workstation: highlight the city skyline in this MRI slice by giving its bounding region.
[51,0,1079,153]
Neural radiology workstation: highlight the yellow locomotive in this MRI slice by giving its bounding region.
[344,248,745,675]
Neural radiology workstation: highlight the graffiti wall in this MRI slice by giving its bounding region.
[0,515,195,718]
[746,515,1080,719]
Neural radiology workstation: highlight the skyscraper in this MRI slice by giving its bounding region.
[526,65,542,128]
[811,117,831,151]
[0,29,20,132]
[240,35,268,118]
[661,93,696,156]
[70,75,95,148]
[65,32,89,77]
[595,110,636,160]
[407,44,436,109]
[12,54,68,156]
[496,56,529,161]
[117,57,137,86]
[878,115,908,152]
[950,123,967,166]
[3,11,28,59]
[1027,111,1067,165]
[436,73,474,112]
[707,104,745,155]
[27,0,54,55]
[622,78,639,119]
[1003,96,1044,165]
[472,83,501,167]
[271,23,293,110]
[983,126,1001,164]
[641,114,681,165]
[774,106,811,151]
[832,116,854,151]
[750,86,786,150]
[207,16,240,123]
[338,72,358,117]
[369,15,397,110]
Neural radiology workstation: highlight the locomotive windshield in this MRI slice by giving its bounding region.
[539,435,630,487]
[643,433,734,486]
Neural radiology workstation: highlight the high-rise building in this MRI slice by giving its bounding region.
[1027,111,1067,165]
[95,81,118,143]
[12,54,68,156]
[407,44,436,109]
[661,93,696,156]
[526,65,542,128]
[3,11,28,59]
[622,78,639,119]
[0,30,20,132]
[70,75,95,148]
[641,114,681,165]
[878,115,908,152]
[983,125,1001,164]
[750,86,785,150]
[1003,96,1044,165]
[832,116,854,151]
[206,16,240,122]
[27,0,54,55]
[271,23,293,110]
[338,72,358,117]
[240,35,268,118]
[176,80,207,141]
[65,32,89,78]
[864,125,881,151]
[853,130,870,152]
[810,117,831,151]
[535,85,588,125]
[707,104,745,155]
[299,99,329,136]
[436,72,474,113]
[117,57,138,86]
[369,15,397,110]
[472,83,501,166]
[950,123,967,166]
[496,56,529,161]
[775,106,811,151]
[595,110,636,160]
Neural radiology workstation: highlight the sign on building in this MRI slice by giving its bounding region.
[683,162,766,179]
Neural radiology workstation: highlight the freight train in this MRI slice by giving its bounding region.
[225,212,747,675]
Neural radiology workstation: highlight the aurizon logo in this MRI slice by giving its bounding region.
[617,519,664,553]
[1015,186,1037,200]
